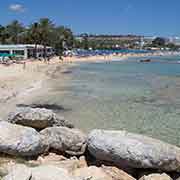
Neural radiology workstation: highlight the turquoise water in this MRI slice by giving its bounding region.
[36,55,180,146]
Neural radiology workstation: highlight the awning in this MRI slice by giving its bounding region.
[0,53,16,57]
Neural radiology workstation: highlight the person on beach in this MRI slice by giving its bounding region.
[59,56,63,63]
[47,56,50,64]
[23,61,26,70]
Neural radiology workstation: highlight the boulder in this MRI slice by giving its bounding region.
[37,153,68,163]
[0,158,27,177]
[101,165,136,180]
[31,165,77,180]
[78,156,88,168]
[0,121,46,157]
[87,129,180,172]
[139,173,172,180]
[72,166,136,180]
[2,164,32,180]
[29,154,87,172]
[73,166,111,180]
[3,165,81,180]
[40,127,87,155]
[8,107,73,130]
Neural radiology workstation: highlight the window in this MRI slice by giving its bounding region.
[0,50,10,54]
[13,50,25,56]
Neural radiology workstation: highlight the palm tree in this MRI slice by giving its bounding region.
[62,27,74,49]
[6,20,24,44]
[38,18,54,60]
[0,18,75,57]
[0,25,9,44]
[51,26,74,55]
[28,22,41,58]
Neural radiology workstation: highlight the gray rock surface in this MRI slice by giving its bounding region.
[73,166,111,180]
[8,107,73,130]
[0,121,46,157]
[40,127,87,155]
[3,165,81,180]
[31,165,76,180]
[87,129,180,172]
[29,153,88,172]
[73,166,136,180]
[2,164,31,180]
[101,165,136,180]
[139,173,172,180]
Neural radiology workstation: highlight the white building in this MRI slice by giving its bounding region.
[142,36,156,45]
[169,37,180,46]
[0,44,54,59]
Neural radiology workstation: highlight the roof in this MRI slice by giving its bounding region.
[0,44,52,49]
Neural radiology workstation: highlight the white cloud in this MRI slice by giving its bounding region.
[9,4,26,13]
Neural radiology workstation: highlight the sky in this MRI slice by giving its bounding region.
[0,0,180,36]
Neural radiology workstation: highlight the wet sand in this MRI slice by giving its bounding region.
[0,59,72,120]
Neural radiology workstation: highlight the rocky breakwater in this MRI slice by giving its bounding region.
[0,121,46,157]
[8,107,73,130]
[0,107,180,179]
[0,107,86,158]
[40,127,87,156]
[87,129,180,172]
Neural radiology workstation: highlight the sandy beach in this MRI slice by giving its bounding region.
[59,50,180,63]
[0,51,179,120]
[0,59,72,119]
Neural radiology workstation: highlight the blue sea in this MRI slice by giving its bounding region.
[37,55,180,146]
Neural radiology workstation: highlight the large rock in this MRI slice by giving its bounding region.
[8,107,73,130]
[3,165,81,180]
[29,154,88,172]
[101,165,136,180]
[40,127,87,155]
[72,166,111,180]
[87,129,180,172]
[139,173,172,180]
[3,164,32,180]
[0,121,46,157]
[31,165,77,180]
[73,166,136,180]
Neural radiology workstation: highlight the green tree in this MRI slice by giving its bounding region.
[166,43,179,51]
[27,22,41,58]
[38,18,54,59]
[50,26,74,55]
[0,18,76,57]
[152,37,166,47]
[6,20,25,44]
[0,25,9,44]
[51,26,65,55]
[63,28,74,49]
[81,33,89,50]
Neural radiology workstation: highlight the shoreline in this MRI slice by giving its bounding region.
[60,50,180,63]
[0,51,179,119]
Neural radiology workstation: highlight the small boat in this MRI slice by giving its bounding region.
[139,59,151,63]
